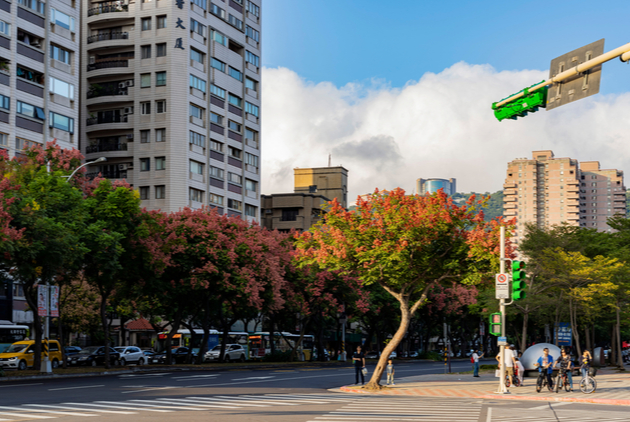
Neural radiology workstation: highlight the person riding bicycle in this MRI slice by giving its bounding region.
[580,349,592,379]
[535,347,555,389]
[553,348,573,392]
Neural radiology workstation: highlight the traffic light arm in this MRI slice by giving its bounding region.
[494,41,630,109]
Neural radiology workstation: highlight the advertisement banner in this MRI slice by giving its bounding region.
[37,285,49,317]
[50,286,59,317]
[555,322,572,346]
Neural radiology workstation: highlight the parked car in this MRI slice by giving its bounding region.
[68,346,121,367]
[63,346,82,357]
[365,351,379,359]
[312,348,330,361]
[142,349,156,361]
[114,346,145,365]
[408,351,419,358]
[153,347,197,365]
[0,340,63,370]
[204,344,247,363]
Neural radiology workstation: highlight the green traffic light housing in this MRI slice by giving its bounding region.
[492,82,548,122]
[512,260,527,301]
[489,312,501,336]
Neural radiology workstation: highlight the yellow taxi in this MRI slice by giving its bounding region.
[0,340,62,370]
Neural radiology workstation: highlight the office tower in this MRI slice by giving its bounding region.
[417,178,456,195]
[80,0,262,219]
[294,166,349,209]
[0,0,80,155]
[504,150,626,245]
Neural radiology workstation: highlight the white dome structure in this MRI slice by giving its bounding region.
[520,343,562,371]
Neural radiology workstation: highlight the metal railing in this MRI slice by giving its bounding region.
[85,143,128,153]
[86,114,126,126]
[87,3,128,17]
[85,170,127,179]
[87,32,129,44]
[87,60,129,71]
[87,85,128,99]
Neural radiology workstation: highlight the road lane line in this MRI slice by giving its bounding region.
[64,402,170,412]
[49,384,104,391]
[0,383,43,388]
[26,403,133,415]
[171,374,220,380]
[121,386,181,394]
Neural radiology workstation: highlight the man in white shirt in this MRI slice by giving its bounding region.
[472,349,484,377]
[496,345,516,386]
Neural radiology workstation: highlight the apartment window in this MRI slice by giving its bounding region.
[16,137,40,150]
[211,3,226,19]
[189,104,203,119]
[228,94,242,108]
[0,133,8,147]
[228,14,243,30]
[190,160,203,175]
[211,30,227,46]
[192,0,207,9]
[228,146,242,160]
[211,58,226,72]
[156,72,166,86]
[141,73,151,88]
[210,140,223,152]
[156,128,166,142]
[247,1,260,17]
[245,25,259,42]
[210,84,225,99]
[17,101,45,120]
[156,100,166,113]
[228,198,242,211]
[190,75,206,92]
[210,193,224,206]
[141,18,151,31]
[49,77,74,99]
[228,121,241,132]
[50,45,71,65]
[141,102,151,115]
[245,77,258,91]
[140,158,150,171]
[245,128,258,145]
[191,49,204,65]
[140,130,150,143]
[156,43,167,57]
[189,131,205,147]
[210,166,224,179]
[228,67,243,82]
[155,156,166,170]
[246,51,259,67]
[190,19,206,37]
[51,9,75,31]
[155,185,166,199]
[281,208,298,221]
[157,15,167,29]
[190,188,203,202]
[18,0,44,14]
[245,102,259,117]
[245,152,259,167]
[0,20,10,37]
[141,45,151,59]
[245,179,257,192]
[245,204,256,217]
[228,172,242,185]
[139,187,150,200]
[210,112,223,125]
[49,112,74,133]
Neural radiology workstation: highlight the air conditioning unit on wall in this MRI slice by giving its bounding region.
[123,106,134,114]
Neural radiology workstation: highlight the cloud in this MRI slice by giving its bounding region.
[261,63,630,203]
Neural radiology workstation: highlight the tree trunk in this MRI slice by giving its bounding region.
[569,298,581,357]
[181,320,196,364]
[616,303,623,368]
[611,324,616,366]
[269,313,275,356]
[24,285,43,370]
[584,325,591,354]
[197,301,212,365]
[100,292,111,369]
[521,305,529,352]
[220,319,231,362]
[165,313,182,365]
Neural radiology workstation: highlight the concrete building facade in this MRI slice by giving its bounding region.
[0,0,80,156]
[294,166,348,209]
[80,0,262,219]
[260,192,328,232]
[504,150,626,245]
[417,178,456,195]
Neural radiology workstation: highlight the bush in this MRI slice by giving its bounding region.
[417,351,442,361]
[261,350,293,362]
[480,364,498,370]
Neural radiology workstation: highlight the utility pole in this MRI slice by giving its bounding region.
[497,226,508,394]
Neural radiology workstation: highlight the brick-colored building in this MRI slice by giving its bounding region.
[504,150,626,245]
[294,166,348,209]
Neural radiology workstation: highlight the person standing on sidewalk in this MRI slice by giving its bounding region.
[352,346,366,385]
[387,359,395,385]
[472,349,484,377]
[554,348,573,392]
[580,349,592,379]
[536,347,555,389]
[496,345,516,386]
[516,352,525,386]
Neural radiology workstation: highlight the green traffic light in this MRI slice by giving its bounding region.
[492,83,548,122]
[511,260,527,301]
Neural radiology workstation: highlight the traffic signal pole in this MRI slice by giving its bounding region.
[497,226,508,394]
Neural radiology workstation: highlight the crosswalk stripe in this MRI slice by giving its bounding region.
[104,401,207,411]
[185,397,267,407]
[25,403,133,414]
[213,395,300,405]
[0,410,56,419]
[10,404,97,417]
[138,399,234,409]
[64,402,170,412]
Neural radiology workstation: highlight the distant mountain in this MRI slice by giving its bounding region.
[451,191,503,221]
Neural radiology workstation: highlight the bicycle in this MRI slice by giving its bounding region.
[535,367,554,392]
[554,368,571,393]
[580,367,597,394]
[506,366,520,387]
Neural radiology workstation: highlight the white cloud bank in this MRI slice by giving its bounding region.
[261,63,630,203]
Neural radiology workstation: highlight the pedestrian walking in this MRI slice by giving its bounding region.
[516,353,525,386]
[387,359,395,385]
[496,345,516,386]
[472,349,484,377]
[352,346,366,385]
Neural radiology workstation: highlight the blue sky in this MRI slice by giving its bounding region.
[263,0,630,95]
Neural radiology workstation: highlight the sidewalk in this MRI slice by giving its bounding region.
[337,369,630,406]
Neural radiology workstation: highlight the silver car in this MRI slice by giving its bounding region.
[204,344,246,363]
[115,346,146,365]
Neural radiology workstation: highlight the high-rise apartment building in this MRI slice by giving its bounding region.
[0,0,80,155]
[417,178,456,195]
[80,0,262,218]
[294,166,348,209]
[504,150,626,244]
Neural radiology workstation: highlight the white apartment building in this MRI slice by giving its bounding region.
[0,0,80,155]
[80,0,262,218]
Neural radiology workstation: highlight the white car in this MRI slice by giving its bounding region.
[115,346,146,365]
[204,344,246,363]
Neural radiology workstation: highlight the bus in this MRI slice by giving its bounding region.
[248,332,314,361]
[156,329,249,356]
[0,324,29,353]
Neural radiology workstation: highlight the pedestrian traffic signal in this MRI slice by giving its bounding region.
[492,83,548,122]
[489,313,501,336]
[512,260,527,301]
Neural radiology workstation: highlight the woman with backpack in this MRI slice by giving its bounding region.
[472,349,484,377]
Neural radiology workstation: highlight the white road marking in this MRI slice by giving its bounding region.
[171,374,220,380]
[528,402,573,410]
[214,395,300,406]
[231,376,275,381]
[121,386,181,394]
[25,403,132,414]
[0,411,55,419]
[64,402,170,412]
[183,397,266,407]
[49,384,104,391]
[96,400,195,411]
[486,407,492,422]
[119,373,168,377]
[136,399,234,409]
[0,383,43,388]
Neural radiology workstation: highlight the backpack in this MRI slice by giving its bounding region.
[470,355,475,363]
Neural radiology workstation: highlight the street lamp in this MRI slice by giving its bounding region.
[61,156,107,181]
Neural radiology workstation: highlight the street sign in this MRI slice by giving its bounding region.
[495,273,509,299]
[546,39,604,110]
[497,336,508,346]
[555,322,572,346]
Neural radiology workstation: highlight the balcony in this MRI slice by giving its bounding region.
[86,142,128,153]
[87,2,128,17]
[86,114,127,126]
[86,170,127,179]
[87,32,129,44]
[87,82,129,99]
[87,60,129,72]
